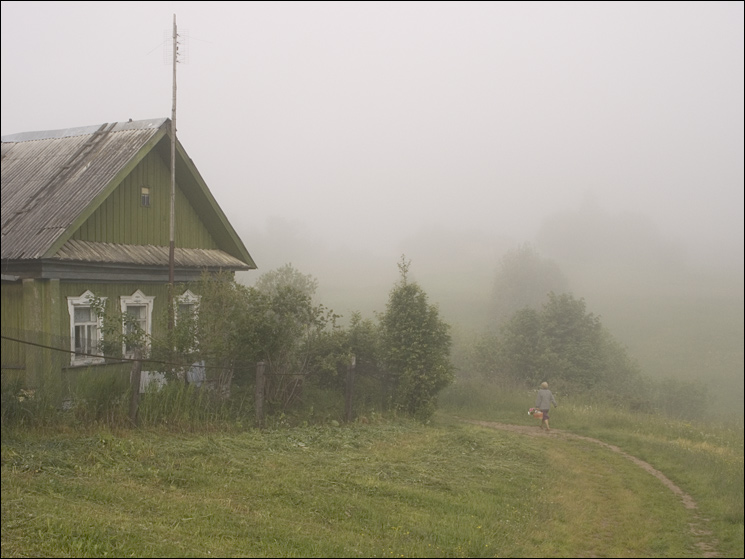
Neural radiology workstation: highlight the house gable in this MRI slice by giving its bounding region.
[71,150,219,250]
[164,139,256,266]
[2,118,256,277]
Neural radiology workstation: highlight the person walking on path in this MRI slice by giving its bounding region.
[535,381,558,431]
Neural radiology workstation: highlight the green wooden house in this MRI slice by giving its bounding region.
[1,118,256,388]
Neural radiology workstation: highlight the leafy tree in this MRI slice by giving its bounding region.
[171,269,338,407]
[261,285,339,408]
[378,256,455,420]
[254,263,319,299]
[497,292,642,395]
[491,243,569,327]
[495,307,543,386]
[346,312,385,408]
[539,292,606,390]
[248,265,339,409]
[189,272,259,393]
[306,311,387,412]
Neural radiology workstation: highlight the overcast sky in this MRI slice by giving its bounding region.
[2,1,743,267]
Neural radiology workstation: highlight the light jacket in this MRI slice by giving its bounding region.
[535,389,557,410]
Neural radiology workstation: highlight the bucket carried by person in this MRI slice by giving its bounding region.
[528,408,543,420]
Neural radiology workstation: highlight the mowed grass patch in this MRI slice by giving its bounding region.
[440,381,744,558]
[537,437,694,557]
[558,403,744,556]
[0,418,722,557]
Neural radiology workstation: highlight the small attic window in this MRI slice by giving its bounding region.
[141,186,151,207]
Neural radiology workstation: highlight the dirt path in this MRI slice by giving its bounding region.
[463,419,721,558]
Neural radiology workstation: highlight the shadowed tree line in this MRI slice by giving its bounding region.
[1,244,717,428]
[457,243,712,420]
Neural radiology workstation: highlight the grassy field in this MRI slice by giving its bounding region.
[1,387,743,558]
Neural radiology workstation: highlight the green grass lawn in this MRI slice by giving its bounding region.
[2,403,742,558]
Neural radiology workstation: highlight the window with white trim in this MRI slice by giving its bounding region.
[176,289,201,351]
[176,289,201,321]
[67,290,106,366]
[120,290,155,358]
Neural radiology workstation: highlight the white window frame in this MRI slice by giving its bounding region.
[176,289,201,322]
[176,289,201,352]
[67,290,106,366]
[120,289,155,358]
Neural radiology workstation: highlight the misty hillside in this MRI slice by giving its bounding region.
[237,205,743,413]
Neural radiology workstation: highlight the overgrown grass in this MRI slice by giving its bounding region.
[1,367,370,432]
[3,404,742,557]
[2,375,742,557]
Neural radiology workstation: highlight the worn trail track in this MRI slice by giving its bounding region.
[463,419,721,558]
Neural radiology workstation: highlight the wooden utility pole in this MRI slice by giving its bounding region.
[168,13,178,334]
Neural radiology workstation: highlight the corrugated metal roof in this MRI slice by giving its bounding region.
[2,119,168,261]
[55,239,251,270]
[1,118,256,271]
[1,118,165,143]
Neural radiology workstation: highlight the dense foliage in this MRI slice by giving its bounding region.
[191,270,338,409]
[162,262,454,421]
[378,258,455,420]
[457,248,712,419]
[495,292,642,395]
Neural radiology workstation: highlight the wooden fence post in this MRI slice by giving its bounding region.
[129,348,142,427]
[345,354,356,423]
[255,361,265,429]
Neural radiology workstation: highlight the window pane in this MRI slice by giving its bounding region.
[125,304,148,355]
[75,324,97,355]
[88,325,98,354]
[179,303,194,315]
[74,325,84,353]
[74,306,92,323]
[126,305,145,320]
[126,305,146,331]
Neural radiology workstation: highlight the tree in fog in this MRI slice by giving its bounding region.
[305,311,385,411]
[379,257,455,420]
[188,271,261,392]
[191,267,334,406]
[491,243,570,327]
[498,292,641,395]
[254,263,319,299]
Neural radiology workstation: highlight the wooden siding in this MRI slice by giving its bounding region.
[1,279,199,389]
[1,282,25,368]
[72,151,219,250]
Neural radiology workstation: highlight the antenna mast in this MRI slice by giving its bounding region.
[168,13,178,333]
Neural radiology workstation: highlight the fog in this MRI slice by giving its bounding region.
[2,2,743,406]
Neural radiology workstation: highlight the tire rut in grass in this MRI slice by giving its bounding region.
[462,419,721,558]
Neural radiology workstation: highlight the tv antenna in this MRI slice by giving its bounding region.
[167,14,186,333]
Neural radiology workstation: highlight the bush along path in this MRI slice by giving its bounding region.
[462,419,721,558]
